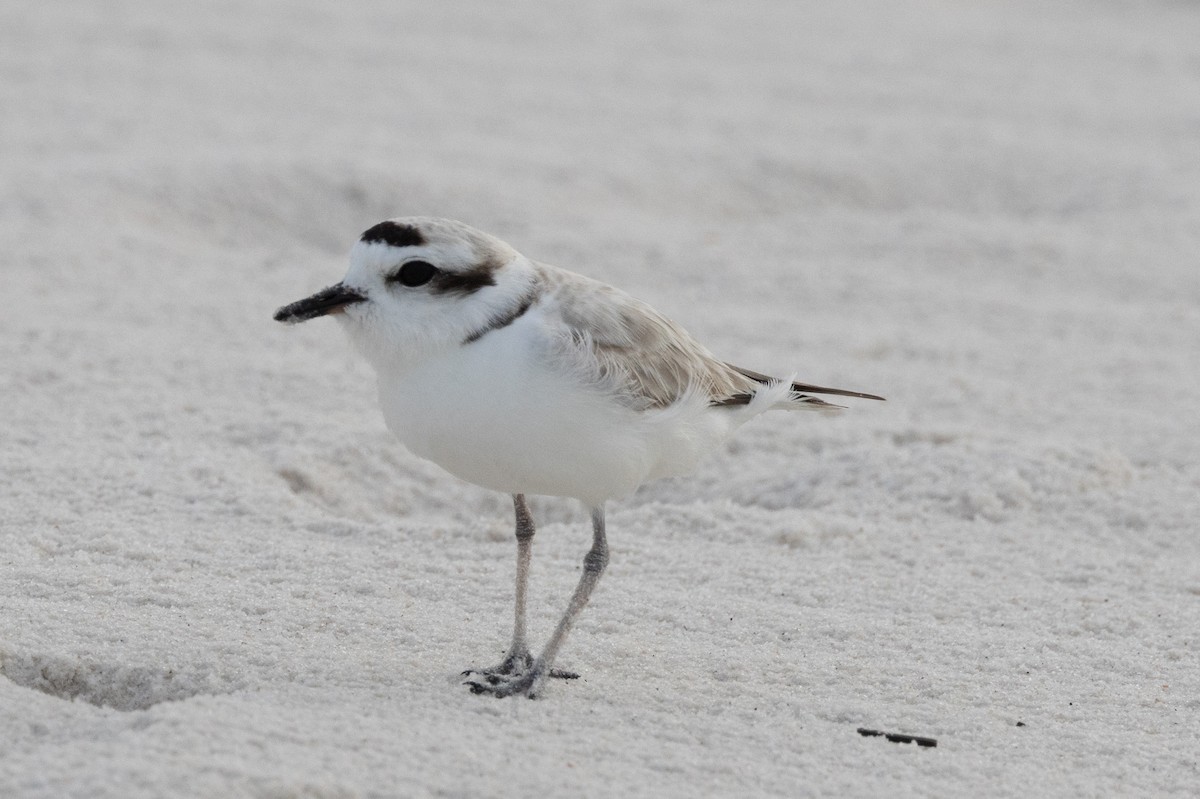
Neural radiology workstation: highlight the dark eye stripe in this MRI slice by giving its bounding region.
[430,267,496,295]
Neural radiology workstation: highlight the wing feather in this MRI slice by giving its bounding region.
[541,265,755,409]
[537,263,884,410]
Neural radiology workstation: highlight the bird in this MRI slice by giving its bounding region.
[274,217,883,698]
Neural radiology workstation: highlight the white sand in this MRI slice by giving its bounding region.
[3,1,1199,796]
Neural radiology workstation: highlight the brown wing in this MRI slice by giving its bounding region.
[547,268,758,410]
[542,264,885,410]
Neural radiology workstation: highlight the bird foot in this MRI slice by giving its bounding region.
[461,651,578,698]
[464,666,544,698]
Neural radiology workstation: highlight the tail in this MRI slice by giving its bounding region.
[715,364,886,411]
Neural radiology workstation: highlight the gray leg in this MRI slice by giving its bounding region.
[467,504,608,698]
[497,494,536,672]
[461,495,536,676]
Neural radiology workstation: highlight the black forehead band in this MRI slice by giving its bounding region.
[360,221,426,248]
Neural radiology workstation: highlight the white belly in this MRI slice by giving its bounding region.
[375,325,657,506]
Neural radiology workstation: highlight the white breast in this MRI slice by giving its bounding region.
[375,308,661,506]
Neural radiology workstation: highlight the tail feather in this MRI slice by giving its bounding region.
[722,364,886,408]
[787,393,846,411]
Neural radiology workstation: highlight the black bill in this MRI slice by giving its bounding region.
[273,282,367,324]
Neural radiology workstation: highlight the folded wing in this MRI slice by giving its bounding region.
[542,265,884,411]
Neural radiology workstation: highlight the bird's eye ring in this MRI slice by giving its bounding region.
[389,260,438,287]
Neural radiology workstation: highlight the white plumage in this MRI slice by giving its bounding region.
[274,216,882,698]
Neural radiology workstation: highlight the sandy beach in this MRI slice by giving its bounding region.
[3,1,1199,796]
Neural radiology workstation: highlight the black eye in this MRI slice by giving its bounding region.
[390,260,438,287]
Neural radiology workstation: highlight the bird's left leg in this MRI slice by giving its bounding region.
[461,494,536,677]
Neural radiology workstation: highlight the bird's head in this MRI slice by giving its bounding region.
[274,217,536,368]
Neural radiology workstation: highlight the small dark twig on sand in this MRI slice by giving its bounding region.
[857,728,938,748]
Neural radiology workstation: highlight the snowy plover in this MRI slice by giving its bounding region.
[274,217,882,698]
